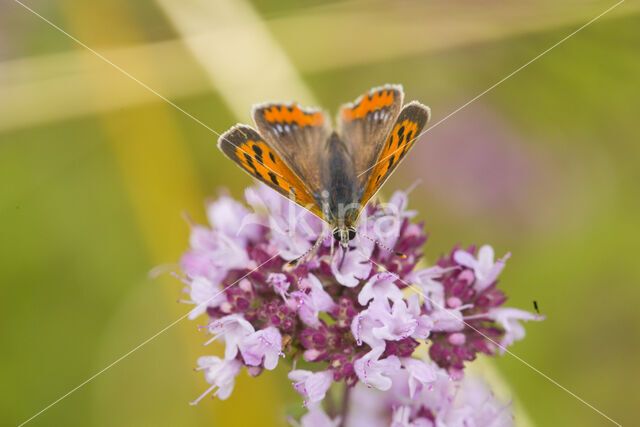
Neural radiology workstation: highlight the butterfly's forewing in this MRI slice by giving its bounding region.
[338,84,404,190]
[217,125,324,218]
[252,103,331,198]
[360,101,431,207]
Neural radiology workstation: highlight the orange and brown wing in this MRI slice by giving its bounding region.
[360,101,431,207]
[217,124,324,218]
[338,84,404,190]
[252,103,331,198]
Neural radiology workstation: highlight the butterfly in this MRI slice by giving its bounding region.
[218,84,430,262]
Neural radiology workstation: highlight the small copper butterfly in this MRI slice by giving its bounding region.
[218,84,430,259]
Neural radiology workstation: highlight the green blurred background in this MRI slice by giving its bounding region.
[1,0,639,425]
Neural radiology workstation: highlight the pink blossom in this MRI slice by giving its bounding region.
[186,227,250,273]
[488,307,545,353]
[407,266,448,310]
[300,404,340,427]
[387,190,417,219]
[391,406,429,427]
[267,273,290,300]
[239,326,283,370]
[370,299,418,342]
[205,314,254,360]
[178,184,541,414]
[402,358,437,398]
[185,276,226,320]
[354,348,402,391]
[288,369,334,404]
[344,361,513,427]
[454,245,510,291]
[291,274,336,327]
[406,294,434,339]
[351,304,386,350]
[190,356,241,404]
[331,248,372,287]
[358,272,404,305]
[430,306,467,332]
[245,185,323,261]
[206,195,262,244]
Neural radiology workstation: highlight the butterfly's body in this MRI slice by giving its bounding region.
[218,84,430,258]
[321,132,360,235]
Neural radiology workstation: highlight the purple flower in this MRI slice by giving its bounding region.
[267,273,290,300]
[454,245,510,292]
[331,249,372,287]
[351,303,386,350]
[425,245,544,376]
[288,369,334,404]
[358,272,404,305]
[407,266,449,310]
[185,276,226,319]
[290,274,336,327]
[341,358,513,427]
[190,356,241,404]
[177,183,542,419]
[488,307,545,353]
[239,326,283,370]
[402,357,437,399]
[206,194,262,244]
[352,295,432,359]
[372,299,419,341]
[300,404,340,427]
[204,314,254,360]
[354,348,401,390]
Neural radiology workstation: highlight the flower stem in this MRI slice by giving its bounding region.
[338,384,351,427]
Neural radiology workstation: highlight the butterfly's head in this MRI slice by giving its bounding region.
[332,226,357,248]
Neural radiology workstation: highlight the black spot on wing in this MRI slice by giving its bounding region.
[268,171,279,185]
[405,130,413,145]
[243,152,262,179]
[396,126,405,148]
[269,151,276,163]
[402,130,414,156]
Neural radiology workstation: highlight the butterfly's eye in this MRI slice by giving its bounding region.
[332,229,342,241]
[347,228,357,241]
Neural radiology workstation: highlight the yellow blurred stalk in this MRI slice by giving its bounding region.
[59,1,282,426]
[156,0,318,120]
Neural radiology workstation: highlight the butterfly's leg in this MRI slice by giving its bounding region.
[330,234,335,260]
[287,229,329,267]
[338,244,347,270]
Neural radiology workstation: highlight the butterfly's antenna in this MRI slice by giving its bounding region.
[354,233,375,262]
[358,231,406,259]
[287,229,330,267]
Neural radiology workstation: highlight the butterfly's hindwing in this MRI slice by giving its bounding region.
[360,101,431,207]
[217,125,323,217]
[338,84,404,190]
[252,103,331,198]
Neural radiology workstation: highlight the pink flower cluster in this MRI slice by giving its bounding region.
[305,365,513,426]
[177,184,543,425]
